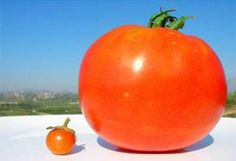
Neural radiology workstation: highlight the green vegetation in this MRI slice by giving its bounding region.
[0,91,236,117]
[0,92,81,116]
[223,92,236,118]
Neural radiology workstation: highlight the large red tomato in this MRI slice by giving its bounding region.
[79,10,227,151]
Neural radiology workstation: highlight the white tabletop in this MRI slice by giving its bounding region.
[0,114,236,161]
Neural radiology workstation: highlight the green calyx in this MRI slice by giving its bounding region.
[148,8,194,30]
[47,117,75,134]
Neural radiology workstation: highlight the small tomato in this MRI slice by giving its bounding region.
[46,118,76,155]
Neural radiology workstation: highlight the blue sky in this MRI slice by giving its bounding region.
[1,0,235,92]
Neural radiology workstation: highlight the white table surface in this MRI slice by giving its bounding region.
[0,114,235,161]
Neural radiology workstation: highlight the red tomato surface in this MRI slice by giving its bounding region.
[79,25,227,151]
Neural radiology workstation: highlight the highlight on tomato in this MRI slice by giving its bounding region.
[79,8,227,151]
[46,117,76,155]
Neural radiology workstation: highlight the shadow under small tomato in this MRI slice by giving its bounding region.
[69,144,86,155]
[97,135,214,154]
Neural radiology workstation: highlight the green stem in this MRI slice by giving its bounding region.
[148,8,193,30]
[46,117,75,134]
[148,8,176,28]
[63,117,70,127]
[167,16,194,30]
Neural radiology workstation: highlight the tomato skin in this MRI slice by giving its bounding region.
[46,129,76,155]
[79,26,227,151]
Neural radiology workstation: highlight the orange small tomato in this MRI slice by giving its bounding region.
[46,118,76,155]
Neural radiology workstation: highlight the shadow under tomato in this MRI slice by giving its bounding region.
[69,144,86,155]
[97,135,214,154]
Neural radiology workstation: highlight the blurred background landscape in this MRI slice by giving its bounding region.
[0,90,80,116]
